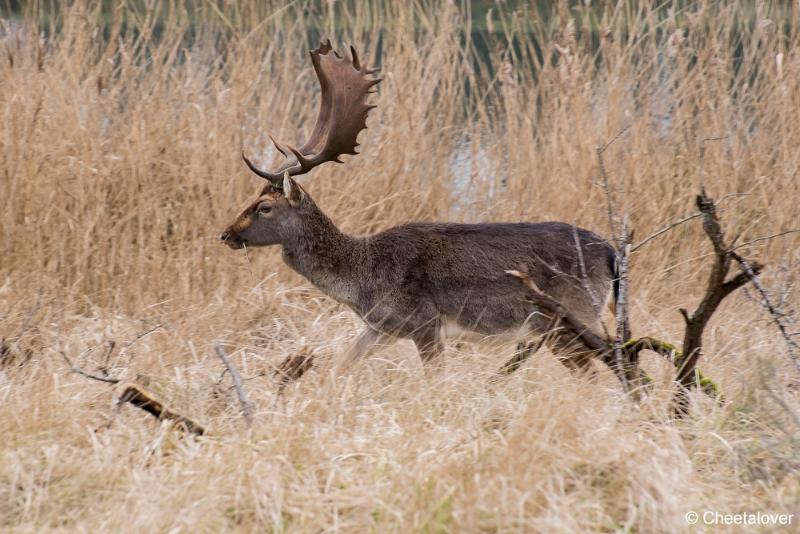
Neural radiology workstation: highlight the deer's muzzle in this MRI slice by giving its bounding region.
[220,230,245,249]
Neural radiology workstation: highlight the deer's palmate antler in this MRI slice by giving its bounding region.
[243,40,381,187]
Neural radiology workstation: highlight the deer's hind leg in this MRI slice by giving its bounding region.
[545,332,598,378]
[496,313,597,378]
[498,338,547,375]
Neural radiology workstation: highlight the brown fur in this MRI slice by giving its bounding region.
[221,179,616,367]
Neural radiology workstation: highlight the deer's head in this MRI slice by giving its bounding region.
[220,41,380,250]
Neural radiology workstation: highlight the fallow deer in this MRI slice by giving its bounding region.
[220,41,617,371]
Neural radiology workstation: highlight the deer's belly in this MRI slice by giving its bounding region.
[441,317,535,344]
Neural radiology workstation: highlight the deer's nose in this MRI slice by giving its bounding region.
[220,231,230,242]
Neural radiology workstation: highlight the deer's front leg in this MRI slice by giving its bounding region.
[411,316,444,364]
[360,297,444,364]
[333,326,394,375]
[344,326,390,363]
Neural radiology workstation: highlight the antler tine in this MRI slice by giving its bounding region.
[241,152,277,181]
[269,135,290,158]
[242,41,381,188]
[241,152,300,184]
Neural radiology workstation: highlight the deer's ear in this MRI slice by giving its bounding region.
[283,173,303,208]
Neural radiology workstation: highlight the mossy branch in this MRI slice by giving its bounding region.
[623,337,723,401]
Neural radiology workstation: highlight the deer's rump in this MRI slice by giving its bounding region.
[366,221,616,336]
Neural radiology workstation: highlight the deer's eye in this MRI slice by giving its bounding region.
[257,204,272,215]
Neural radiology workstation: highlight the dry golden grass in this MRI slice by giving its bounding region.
[2,1,799,531]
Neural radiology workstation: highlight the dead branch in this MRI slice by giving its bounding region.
[504,270,628,385]
[274,348,315,392]
[630,192,749,255]
[497,324,554,377]
[596,126,630,246]
[214,343,254,425]
[116,384,205,435]
[631,212,703,253]
[505,271,612,354]
[572,224,603,321]
[613,218,633,390]
[731,251,800,373]
[501,181,768,416]
[733,229,800,251]
[120,323,164,363]
[673,190,763,415]
[59,349,121,384]
[503,269,725,403]
[623,337,723,400]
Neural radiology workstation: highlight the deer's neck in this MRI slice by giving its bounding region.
[281,209,364,306]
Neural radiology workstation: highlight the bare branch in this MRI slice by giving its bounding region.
[630,193,748,255]
[720,265,764,300]
[572,223,603,321]
[116,384,205,436]
[120,323,164,361]
[675,192,730,394]
[613,218,633,391]
[58,350,121,384]
[731,252,800,373]
[733,229,800,251]
[503,270,636,388]
[598,125,631,153]
[214,343,255,425]
[672,190,762,415]
[506,270,611,354]
[595,126,630,245]
[631,212,703,253]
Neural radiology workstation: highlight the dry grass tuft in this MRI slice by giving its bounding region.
[1,1,799,531]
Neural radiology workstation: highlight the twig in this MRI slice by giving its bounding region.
[760,369,800,429]
[116,384,205,435]
[596,126,630,245]
[120,323,164,361]
[214,343,254,425]
[731,251,800,373]
[99,340,117,376]
[59,350,121,384]
[733,229,800,251]
[631,212,703,253]
[598,124,631,153]
[630,194,749,254]
[572,223,603,320]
